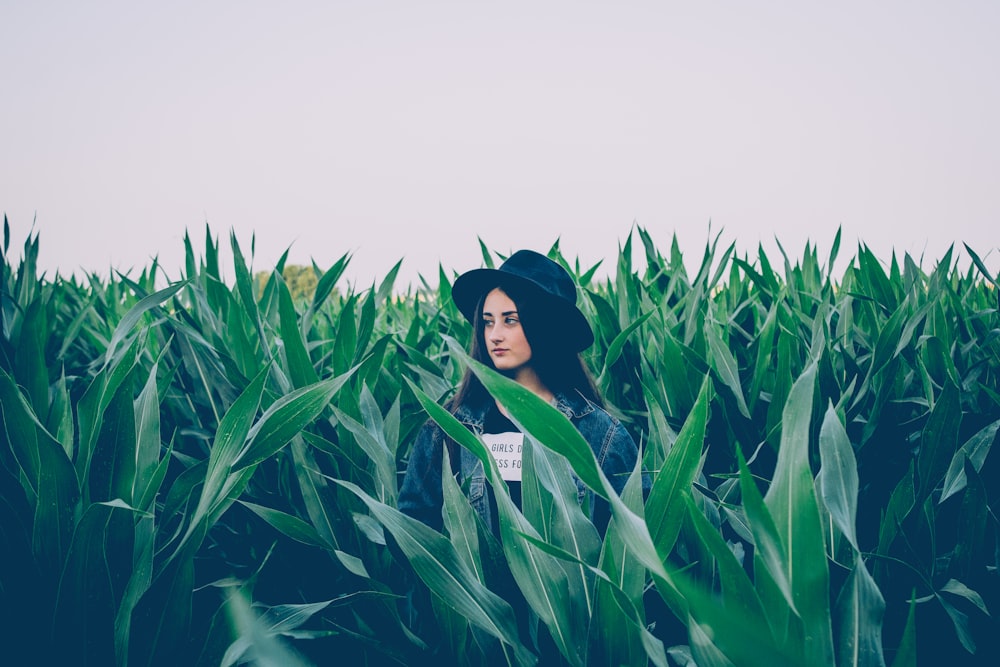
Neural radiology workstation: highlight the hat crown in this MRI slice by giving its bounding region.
[499,250,576,305]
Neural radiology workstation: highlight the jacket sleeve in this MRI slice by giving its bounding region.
[397,420,445,532]
[591,417,639,532]
[600,420,638,497]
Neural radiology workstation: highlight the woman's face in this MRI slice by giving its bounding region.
[482,288,533,375]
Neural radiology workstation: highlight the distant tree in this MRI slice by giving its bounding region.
[254,264,320,301]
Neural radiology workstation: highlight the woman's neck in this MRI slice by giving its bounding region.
[512,366,555,404]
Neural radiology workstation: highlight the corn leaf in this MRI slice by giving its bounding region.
[291,437,344,552]
[103,281,186,368]
[336,479,535,666]
[592,455,656,666]
[705,316,751,419]
[763,363,834,664]
[522,432,601,612]
[939,418,999,503]
[234,369,355,471]
[333,403,397,500]
[13,298,47,416]
[916,380,960,499]
[276,273,319,389]
[0,370,80,570]
[238,499,326,548]
[440,447,485,583]
[646,376,711,556]
[888,595,917,667]
[229,231,267,349]
[834,553,886,667]
[818,403,859,551]
[683,492,767,628]
[52,502,121,665]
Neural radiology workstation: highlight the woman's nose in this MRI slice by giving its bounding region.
[487,323,503,341]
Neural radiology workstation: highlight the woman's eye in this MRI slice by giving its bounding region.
[483,319,494,328]
[505,317,519,325]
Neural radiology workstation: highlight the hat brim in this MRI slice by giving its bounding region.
[452,268,594,351]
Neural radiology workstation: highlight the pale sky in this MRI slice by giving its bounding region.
[3,1,998,287]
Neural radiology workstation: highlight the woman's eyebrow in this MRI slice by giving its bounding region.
[482,310,519,316]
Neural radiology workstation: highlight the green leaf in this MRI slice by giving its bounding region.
[335,479,535,666]
[221,590,322,667]
[0,368,43,491]
[939,418,999,503]
[940,579,989,616]
[737,448,795,615]
[655,326,698,417]
[332,293,359,376]
[76,335,143,500]
[818,404,859,551]
[90,365,141,506]
[833,554,887,667]
[598,309,654,380]
[477,237,496,268]
[518,528,668,667]
[0,370,81,571]
[103,281,186,368]
[48,369,75,456]
[954,460,988,577]
[13,298,48,416]
[234,370,355,471]
[114,506,156,663]
[748,303,779,412]
[128,558,194,667]
[132,360,163,510]
[688,617,736,667]
[238,500,326,548]
[646,376,711,556]
[889,595,918,667]
[876,464,915,566]
[440,447,485,583]
[937,593,976,654]
[375,257,403,305]
[964,243,998,287]
[916,381,960,499]
[521,429,601,614]
[309,251,351,315]
[230,230,267,350]
[705,316,751,419]
[176,366,269,558]
[683,492,768,627]
[330,405,397,504]
[593,455,659,667]
[763,363,834,664]
[291,437,344,553]
[52,502,121,665]
[276,273,319,389]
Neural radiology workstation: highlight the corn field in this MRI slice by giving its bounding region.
[1,218,997,666]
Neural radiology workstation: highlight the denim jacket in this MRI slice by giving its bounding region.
[398,390,637,533]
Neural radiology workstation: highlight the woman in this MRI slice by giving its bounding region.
[398,249,638,534]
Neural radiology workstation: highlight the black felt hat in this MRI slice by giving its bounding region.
[451,249,594,351]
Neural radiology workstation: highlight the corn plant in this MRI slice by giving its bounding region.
[1,215,996,665]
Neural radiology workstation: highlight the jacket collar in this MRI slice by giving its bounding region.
[554,390,596,419]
